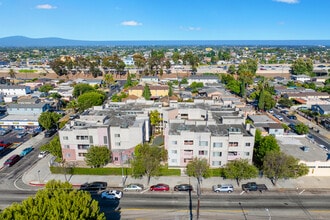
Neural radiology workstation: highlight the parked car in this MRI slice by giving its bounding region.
[16,132,27,138]
[319,144,328,152]
[38,151,49,158]
[174,184,193,191]
[242,182,268,192]
[3,154,21,167]
[212,184,234,193]
[100,190,123,200]
[150,183,170,191]
[44,129,57,138]
[20,147,34,157]
[123,183,144,192]
[0,140,12,148]
[287,115,297,120]
[0,129,12,136]
[80,181,107,192]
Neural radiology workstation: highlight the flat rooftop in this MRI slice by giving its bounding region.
[276,136,328,162]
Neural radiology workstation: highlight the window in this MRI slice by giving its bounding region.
[228,151,237,156]
[171,141,178,145]
[65,153,71,158]
[114,157,118,161]
[244,152,250,156]
[184,158,192,163]
[171,159,177,163]
[213,152,222,157]
[198,150,208,156]
[172,150,177,154]
[115,142,121,147]
[115,134,120,138]
[184,140,194,145]
[63,136,68,140]
[78,153,87,157]
[64,145,70,149]
[212,161,221,166]
[103,136,108,144]
[213,142,222,148]
[89,136,93,144]
[77,144,89,150]
[76,135,88,140]
[199,141,208,146]
[245,143,251,147]
[229,142,238,147]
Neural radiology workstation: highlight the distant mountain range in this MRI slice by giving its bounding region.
[0,36,330,47]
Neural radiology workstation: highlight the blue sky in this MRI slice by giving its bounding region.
[0,0,329,41]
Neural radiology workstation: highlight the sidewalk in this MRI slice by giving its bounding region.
[22,155,330,191]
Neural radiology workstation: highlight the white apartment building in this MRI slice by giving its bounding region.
[0,85,31,96]
[165,107,256,168]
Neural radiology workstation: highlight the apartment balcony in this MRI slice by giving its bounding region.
[183,150,193,156]
[227,155,240,160]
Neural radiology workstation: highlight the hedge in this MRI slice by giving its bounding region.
[50,166,181,176]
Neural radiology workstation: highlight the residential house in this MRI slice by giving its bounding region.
[128,85,169,99]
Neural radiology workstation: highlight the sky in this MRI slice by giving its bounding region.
[0,0,329,41]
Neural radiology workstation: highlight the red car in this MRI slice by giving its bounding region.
[150,183,170,191]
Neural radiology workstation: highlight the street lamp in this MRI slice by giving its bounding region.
[37,170,41,183]
[239,202,248,220]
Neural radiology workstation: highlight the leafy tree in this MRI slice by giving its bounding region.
[8,68,17,79]
[39,84,54,93]
[111,92,128,102]
[263,151,309,185]
[226,80,241,95]
[295,122,309,134]
[291,58,313,75]
[40,135,63,162]
[189,82,204,93]
[38,111,62,130]
[172,51,181,64]
[237,59,258,85]
[77,91,106,111]
[85,146,111,168]
[227,64,236,75]
[103,73,115,88]
[142,84,151,100]
[131,143,167,185]
[0,180,105,220]
[168,83,173,97]
[278,98,294,108]
[221,159,258,186]
[258,90,265,110]
[180,77,188,85]
[186,157,211,219]
[73,84,95,98]
[149,110,162,135]
[253,134,280,168]
[124,72,133,88]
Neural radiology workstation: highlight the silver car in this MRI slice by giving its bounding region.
[212,184,234,193]
[123,183,144,192]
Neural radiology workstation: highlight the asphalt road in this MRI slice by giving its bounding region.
[1,189,330,219]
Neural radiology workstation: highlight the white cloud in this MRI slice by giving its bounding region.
[277,21,285,25]
[120,20,142,26]
[36,4,57,10]
[273,0,299,4]
[180,26,201,31]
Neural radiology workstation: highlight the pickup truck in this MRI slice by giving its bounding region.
[242,182,268,192]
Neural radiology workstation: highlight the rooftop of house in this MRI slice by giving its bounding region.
[248,114,277,124]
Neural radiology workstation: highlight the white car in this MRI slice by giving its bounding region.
[212,184,234,193]
[100,190,123,200]
[319,145,328,152]
[123,183,144,192]
[38,151,49,158]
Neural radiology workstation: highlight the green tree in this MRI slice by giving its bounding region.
[295,122,309,135]
[263,151,309,185]
[124,72,133,88]
[38,111,62,130]
[258,90,276,111]
[103,73,115,88]
[226,80,241,95]
[40,135,63,162]
[8,68,17,79]
[253,134,280,168]
[73,84,96,98]
[227,64,236,75]
[278,98,294,108]
[149,110,162,135]
[0,180,105,220]
[39,84,54,93]
[131,143,167,185]
[85,146,111,168]
[186,157,211,219]
[77,91,106,111]
[142,84,151,100]
[291,58,313,75]
[180,77,188,85]
[237,59,258,86]
[221,159,258,186]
